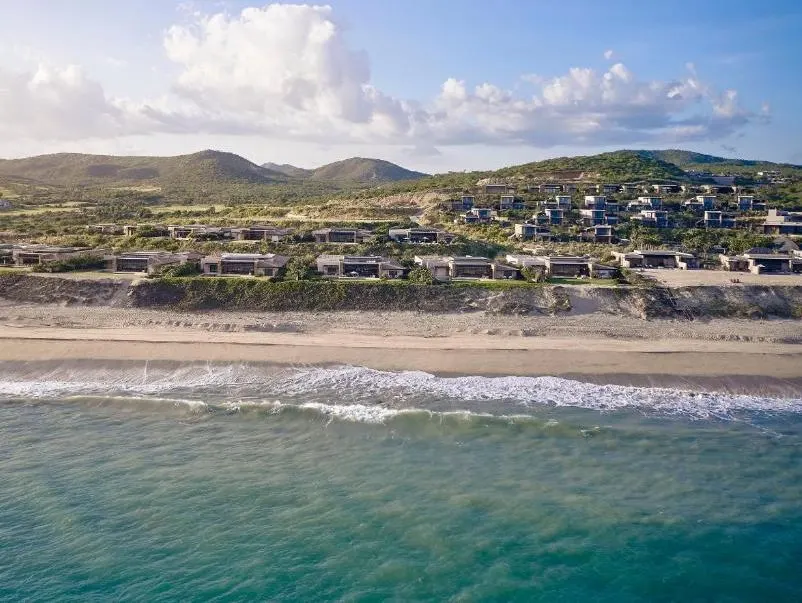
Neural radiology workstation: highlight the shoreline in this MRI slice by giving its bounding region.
[5,325,802,397]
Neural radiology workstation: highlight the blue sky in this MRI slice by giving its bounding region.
[0,0,799,171]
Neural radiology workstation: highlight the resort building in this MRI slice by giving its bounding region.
[458,208,495,224]
[542,195,572,211]
[584,195,607,209]
[580,208,608,226]
[614,250,698,270]
[387,228,456,244]
[505,254,617,279]
[719,251,802,274]
[87,224,124,235]
[543,208,565,226]
[414,255,520,281]
[316,255,405,279]
[312,228,374,244]
[484,183,513,194]
[581,224,615,244]
[449,195,476,211]
[631,209,669,228]
[762,209,802,235]
[11,245,103,267]
[514,223,552,241]
[123,224,168,237]
[498,195,525,211]
[232,226,294,242]
[0,244,16,265]
[703,211,736,229]
[104,251,202,275]
[201,253,289,277]
[637,196,663,209]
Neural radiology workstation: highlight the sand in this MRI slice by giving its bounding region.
[2,303,802,396]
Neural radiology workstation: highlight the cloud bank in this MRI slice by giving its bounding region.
[0,3,767,150]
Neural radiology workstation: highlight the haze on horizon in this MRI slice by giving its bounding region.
[0,0,799,172]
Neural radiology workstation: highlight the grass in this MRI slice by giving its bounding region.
[0,206,84,216]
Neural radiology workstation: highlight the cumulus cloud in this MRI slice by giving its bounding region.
[161,4,410,138]
[0,64,130,139]
[0,3,767,151]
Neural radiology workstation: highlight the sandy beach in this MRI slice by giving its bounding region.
[3,302,802,395]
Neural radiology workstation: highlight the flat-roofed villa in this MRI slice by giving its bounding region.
[233,226,294,242]
[87,224,124,235]
[542,195,572,210]
[737,195,766,212]
[312,228,373,244]
[168,225,235,240]
[316,255,405,279]
[449,195,475,211]
[762,209,802,235]
[584,195,607,209]
[414,255,520,281]
[582,224,615,243]
[514,223,552,241]
[614,249,698,270]
[719,250,802,274]
[498,195,525,211]
[506,254,617,278]
[104,251,202,275]
[201,253,289,277]
[0,244,16,265]
[631,209,669,228]
[11,245,103,267]
[123,224,168,237]
[484,183,512,194]
[703,211,736,229]
[637,196,663,209]
[388,227,456,244]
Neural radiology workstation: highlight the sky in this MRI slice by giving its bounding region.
[0,0,800,172]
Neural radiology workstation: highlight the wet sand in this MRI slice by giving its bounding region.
[3,325,802,396]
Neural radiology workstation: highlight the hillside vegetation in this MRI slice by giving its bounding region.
[262,157,428,183]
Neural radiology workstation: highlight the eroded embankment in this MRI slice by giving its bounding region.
[2,274,802,319]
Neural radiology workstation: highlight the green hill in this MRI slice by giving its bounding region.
[261,162,311,178]
[309,158,428,182]
[0,150,287,187]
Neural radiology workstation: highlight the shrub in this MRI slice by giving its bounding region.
[157,262,202,278]
[32,254,105,273]
[406,265,437,285]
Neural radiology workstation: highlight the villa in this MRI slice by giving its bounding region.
[702,211,736,229]
[719,251,802,274]
[614,249,698,270]
[313,228,374,244]
[11,245,103,267]
[506,254,617,279]
[201,253,289,277]
[233,226,294,242]
[631,209,669,228]
[762,209,802,235]
[582,224,615,243]
[514,223,552,241]
[317,255,405,279]
[104,251,202,275]
[414,255,520,281]
[388,227,456,244]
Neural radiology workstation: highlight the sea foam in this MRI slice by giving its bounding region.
[1,362,800,422]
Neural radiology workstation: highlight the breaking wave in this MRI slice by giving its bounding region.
[1,362,801,423]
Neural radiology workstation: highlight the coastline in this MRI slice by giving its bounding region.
[5,325,802,397]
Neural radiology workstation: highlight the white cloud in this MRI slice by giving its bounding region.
[0,3,767,152]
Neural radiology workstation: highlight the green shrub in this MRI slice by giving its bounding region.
[32,254,105,273]
[406,265,437,285]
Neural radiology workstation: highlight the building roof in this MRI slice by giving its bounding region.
[630,249,696,258]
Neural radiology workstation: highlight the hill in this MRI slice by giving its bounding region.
[484,150,687,182]
[261,162,311,178]
[308,158,428,183]
[633,150,802,177]
[0,150,287,187]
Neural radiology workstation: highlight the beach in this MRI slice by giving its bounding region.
[3,302,802,395]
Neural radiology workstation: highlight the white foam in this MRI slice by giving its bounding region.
[1,363,800,421]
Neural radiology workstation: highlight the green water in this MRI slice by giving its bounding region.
[2,392,802,601]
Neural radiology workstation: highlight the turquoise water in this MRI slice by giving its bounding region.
[2,362,802,601]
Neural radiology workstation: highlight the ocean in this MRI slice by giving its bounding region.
[2,361,802,601]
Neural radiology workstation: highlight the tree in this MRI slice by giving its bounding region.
[283,256,316,281]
